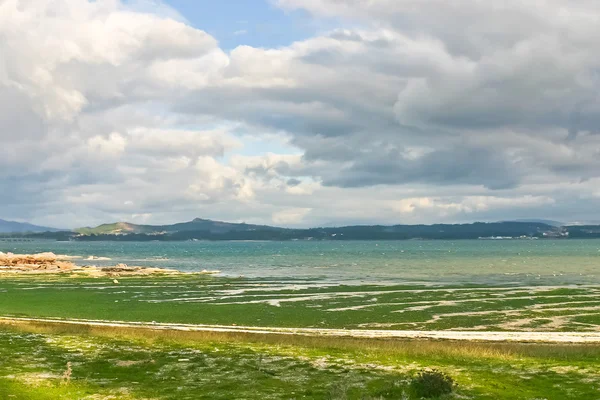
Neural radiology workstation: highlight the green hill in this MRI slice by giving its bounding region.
[75,222,154,235]
[75,218,283,236]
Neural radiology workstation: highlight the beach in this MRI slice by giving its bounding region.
[1,241,599,399]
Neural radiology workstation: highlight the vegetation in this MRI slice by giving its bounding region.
[0,275,598,398]
[410,369,454,398]
[75,222,148,236]
[0,321,598,399]
[0,276,598,332]
[74,218,282,236]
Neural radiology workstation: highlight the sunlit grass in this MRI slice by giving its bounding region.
[0,321,599,399]
[4,319,600,364]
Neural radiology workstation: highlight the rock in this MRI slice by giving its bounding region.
[0,252,188,277]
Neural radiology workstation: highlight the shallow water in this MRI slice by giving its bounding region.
[2,239,599,285]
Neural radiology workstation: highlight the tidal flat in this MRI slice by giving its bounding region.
[0,276,599,332]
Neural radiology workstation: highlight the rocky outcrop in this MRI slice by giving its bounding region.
[0,252,217,277]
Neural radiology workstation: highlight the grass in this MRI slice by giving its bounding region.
[0,275,598,398]
[0,276,598,331]
[0,321,599,399]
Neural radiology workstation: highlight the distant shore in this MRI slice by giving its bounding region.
[1,220,584,241]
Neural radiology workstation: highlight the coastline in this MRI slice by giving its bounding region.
[0,252,219,277]
[2,316,600,343]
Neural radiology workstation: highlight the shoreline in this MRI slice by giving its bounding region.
[0,252,219,277]
[2,316,599,343]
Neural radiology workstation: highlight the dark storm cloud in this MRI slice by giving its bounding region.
[321,145,521,190]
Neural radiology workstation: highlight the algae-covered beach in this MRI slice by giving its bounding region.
[1,274,599,333]
[1,242,599,399]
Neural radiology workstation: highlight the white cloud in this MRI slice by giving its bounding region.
[390,196,555,216]
[272,208,312,225]
[87,132,127,156]
[3,0,600,227]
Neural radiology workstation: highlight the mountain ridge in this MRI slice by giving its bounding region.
[0,219,60,233]
[67,219,561,241]
[3,217,583,240]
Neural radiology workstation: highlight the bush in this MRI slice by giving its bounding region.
[410,369,454,398]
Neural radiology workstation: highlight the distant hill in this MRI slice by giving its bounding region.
[12,216,600,241]
[76,222,155,235]
[564,225,600,238]
[0,219,60,233]
[71,219,558,241]
[75,218,285,236]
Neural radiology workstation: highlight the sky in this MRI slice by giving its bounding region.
[161,0,323,49]
[3,0,600,229]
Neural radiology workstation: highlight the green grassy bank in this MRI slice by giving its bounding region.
[0,321,599,399]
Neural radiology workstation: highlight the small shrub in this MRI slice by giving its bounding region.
[410,369,454,398]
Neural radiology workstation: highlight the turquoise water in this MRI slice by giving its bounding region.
[2,239,599,285]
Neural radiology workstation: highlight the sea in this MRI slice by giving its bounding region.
[2,239,599,286]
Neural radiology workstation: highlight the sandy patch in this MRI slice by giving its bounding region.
[2,316,599,343]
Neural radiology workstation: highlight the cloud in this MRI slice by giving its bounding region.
[388,195,555,216]
[172,22,600,191]
[277,0,600,135]
[0,0,245,226]
[3,0,600,227]
[272,208,312,225]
